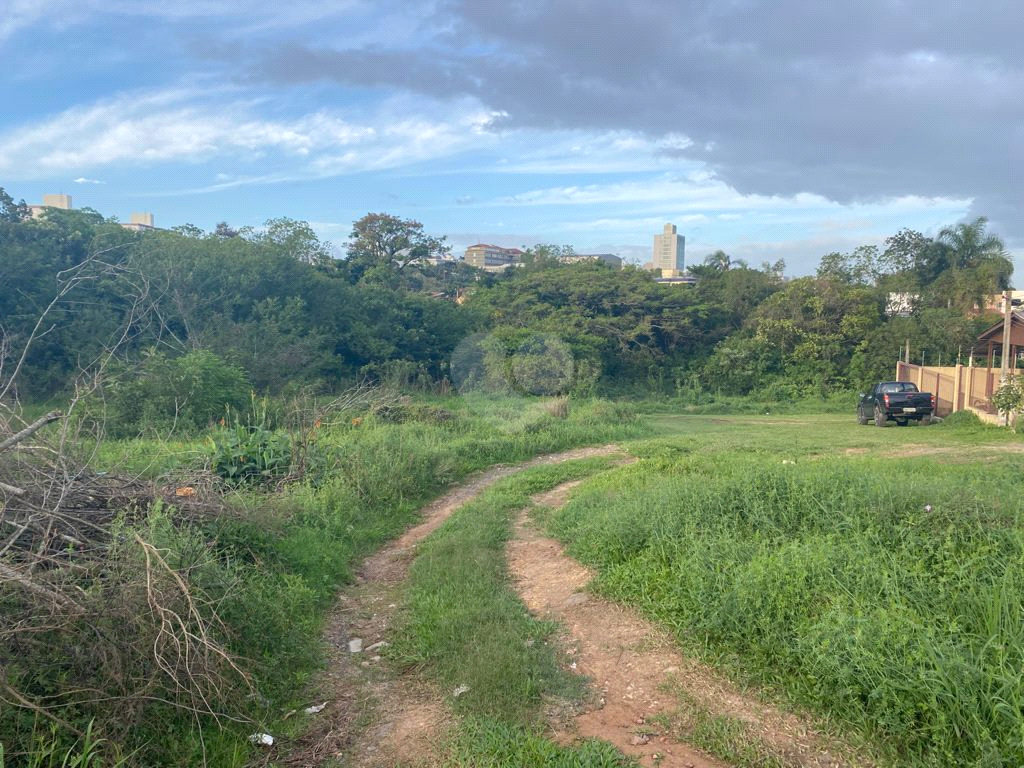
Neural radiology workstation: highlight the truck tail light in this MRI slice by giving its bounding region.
[931,393,936,410]
[884,393,890,408]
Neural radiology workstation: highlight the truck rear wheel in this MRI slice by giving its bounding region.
[874,406,887,427]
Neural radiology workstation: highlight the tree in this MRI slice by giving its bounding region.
[343,213,449,284]
[214,221,240,238]
[520,243,574,270]
[260,217,332,266]
[704,249,733,271]
[934,217,1012,311]
[816,245,880,285]
[0,187,28,223]
[938,217,1009,272]
[467,261,709,387]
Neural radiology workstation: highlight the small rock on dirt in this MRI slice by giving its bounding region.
[348,638,363,653]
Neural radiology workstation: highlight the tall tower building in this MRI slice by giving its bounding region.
[652,223,685,277]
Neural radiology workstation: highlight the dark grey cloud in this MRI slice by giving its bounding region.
[253,0,1024,245]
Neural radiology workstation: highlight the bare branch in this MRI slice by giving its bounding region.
[0,410,62,454]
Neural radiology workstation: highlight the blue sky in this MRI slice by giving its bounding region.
[2,1,1020,275]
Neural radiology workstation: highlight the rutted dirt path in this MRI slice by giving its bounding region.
[282,445,861,768]
[509,482,856,768]
[281,444,624,768]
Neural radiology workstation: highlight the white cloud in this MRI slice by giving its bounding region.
[73,176,103,184]
[0,89,499,180]
[495,175,971,219]
[487,131,699,175]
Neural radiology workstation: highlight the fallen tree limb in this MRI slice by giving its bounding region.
[0,411,62,454]
[0,480,25,496]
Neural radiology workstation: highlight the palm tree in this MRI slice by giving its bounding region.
[937,217,1008,271]
[936,217,1012,310]
[704,250,732,271]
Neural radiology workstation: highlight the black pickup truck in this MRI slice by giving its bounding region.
[857,381,935,426]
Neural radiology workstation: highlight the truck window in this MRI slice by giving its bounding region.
[882,382,918,393]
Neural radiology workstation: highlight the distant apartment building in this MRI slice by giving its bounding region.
[29,193,73,219]
[652,223,685,277]
[28,195,157,233]
[122,212,156,232]
[560,252,623,269]
[463,243,524,272]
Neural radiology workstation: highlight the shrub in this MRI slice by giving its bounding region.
[107,349,251,436]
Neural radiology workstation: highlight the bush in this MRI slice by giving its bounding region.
[938,409,985,428]
[107,349,251,437]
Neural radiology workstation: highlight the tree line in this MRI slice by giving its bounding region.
[0,186,1012,422]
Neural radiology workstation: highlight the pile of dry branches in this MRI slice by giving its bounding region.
[0,410,252,756]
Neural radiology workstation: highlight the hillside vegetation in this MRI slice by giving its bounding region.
[0,188,1012,406]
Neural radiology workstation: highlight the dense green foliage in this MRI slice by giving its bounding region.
[548,416,1024,766]
[0,187,1012,410]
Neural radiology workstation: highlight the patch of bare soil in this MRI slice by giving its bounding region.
[278,444,624,768]
[507,482,861,768]
[881,442,1024,460]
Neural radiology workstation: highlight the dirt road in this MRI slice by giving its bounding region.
[282,445,860,767]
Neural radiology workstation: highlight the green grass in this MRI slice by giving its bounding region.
[20,400,1021,766]
[395,457,620,723]
[545,414,1024,766]
[390,455,647,766]
[649,688,794,768]
[439,717,638,767]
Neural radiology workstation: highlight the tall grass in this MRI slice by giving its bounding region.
[7,395,643,765]
[441,717,637,767]
[548,447,1024,766]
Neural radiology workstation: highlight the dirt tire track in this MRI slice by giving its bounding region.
[507,481,860,768]
[280,444,624,768]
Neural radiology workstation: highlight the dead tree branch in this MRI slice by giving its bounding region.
[0,410,62,454]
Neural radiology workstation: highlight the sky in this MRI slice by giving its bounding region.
[1,0,1021,276]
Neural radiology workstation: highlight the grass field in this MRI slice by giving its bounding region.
[8,400,1022,767]
[542,413,1024,766]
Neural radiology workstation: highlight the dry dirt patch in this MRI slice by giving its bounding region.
[508,482,860,768]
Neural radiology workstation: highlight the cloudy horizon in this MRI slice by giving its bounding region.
[3,0,1020,275]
